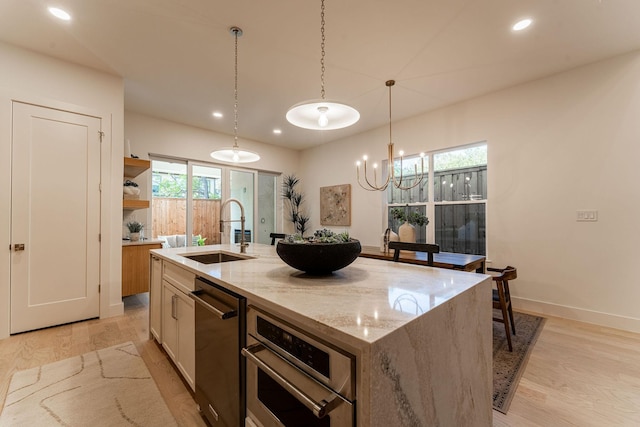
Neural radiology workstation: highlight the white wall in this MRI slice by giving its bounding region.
[2,41,637,335]
[0,42,124,338]
[300,50,640,333]
[123,111,301,235]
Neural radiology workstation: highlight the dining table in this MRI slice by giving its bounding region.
[359,245,486,273]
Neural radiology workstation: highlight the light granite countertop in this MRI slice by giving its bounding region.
[151,243,489,350]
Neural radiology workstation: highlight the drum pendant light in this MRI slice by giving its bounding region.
[286,0,359,130]
[211,27,260,163]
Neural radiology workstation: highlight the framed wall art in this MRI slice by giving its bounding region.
[320,184,351,226]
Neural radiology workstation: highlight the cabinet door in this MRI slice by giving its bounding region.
[123,243,162,297]
[149,255,162,342]
[161,280,178,362]
[176,292,195,391]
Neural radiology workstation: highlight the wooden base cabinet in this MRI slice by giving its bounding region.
[122,243,162,297]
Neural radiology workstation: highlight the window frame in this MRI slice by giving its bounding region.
[384,141,487,254]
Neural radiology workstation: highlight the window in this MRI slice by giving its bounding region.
[386,143,487,255]
[150,157,277,248]
[152,160,190,247]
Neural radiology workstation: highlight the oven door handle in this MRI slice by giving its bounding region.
[190,289,237,320]
[242,343,343,419]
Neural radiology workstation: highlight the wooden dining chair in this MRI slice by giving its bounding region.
[269,233,286,245]
[488,265,517,351]
[388,241,440,266]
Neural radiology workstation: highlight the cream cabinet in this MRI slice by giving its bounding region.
[149,254,162,342]
[162,280,195,390]
[156,259,196,391]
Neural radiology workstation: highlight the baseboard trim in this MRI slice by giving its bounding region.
[512,297,640,334]
[104,301,124,318]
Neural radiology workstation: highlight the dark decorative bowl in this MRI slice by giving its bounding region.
[276,239,362,275]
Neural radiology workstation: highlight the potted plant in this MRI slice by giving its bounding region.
[390,207,429,243]
[276,229,361,275]
[126,221,144,241]
[281,174,310,236]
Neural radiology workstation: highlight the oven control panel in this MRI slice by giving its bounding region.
[256,315,330,378]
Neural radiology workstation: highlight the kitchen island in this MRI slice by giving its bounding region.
[151,243,492,426]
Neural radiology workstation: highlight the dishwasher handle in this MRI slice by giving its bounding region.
[190,289,237,320]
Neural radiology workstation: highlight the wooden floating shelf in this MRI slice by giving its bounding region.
[124,157,151,178]
[123,157,150,211]
[123,199,150,210]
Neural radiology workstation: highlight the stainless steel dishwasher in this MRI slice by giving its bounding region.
[191,277,246,427]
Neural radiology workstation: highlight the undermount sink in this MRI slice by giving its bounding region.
[180,252,251,264]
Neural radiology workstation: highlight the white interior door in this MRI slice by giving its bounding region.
[10,102,101,334]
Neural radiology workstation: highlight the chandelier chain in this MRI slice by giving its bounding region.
[388,81,392,145]
[320,0,326,99]
[355,79,426,192]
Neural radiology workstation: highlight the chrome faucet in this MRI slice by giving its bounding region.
[220,198,248,253]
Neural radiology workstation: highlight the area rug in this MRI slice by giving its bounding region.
[493,311,546,414]
[0,342,178,427]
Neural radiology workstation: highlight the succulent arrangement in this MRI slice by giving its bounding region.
[312,228,351,243]
[284,229,352,244]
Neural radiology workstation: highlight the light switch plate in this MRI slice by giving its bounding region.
[576,210,598,222]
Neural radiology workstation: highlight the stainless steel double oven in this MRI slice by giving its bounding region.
[242,306,356,427]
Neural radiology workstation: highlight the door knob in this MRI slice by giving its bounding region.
[14,244,25,251]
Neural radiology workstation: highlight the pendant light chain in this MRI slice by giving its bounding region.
[320,0,326,100]
[284,0,359,130]
[210,26,260,163]
[233,27,239,148]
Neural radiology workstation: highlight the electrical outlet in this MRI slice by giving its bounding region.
[576,210,598,222]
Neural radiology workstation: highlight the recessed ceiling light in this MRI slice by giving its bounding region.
[512,18,532,31]
[48,7,71,21]
[212,112,223,118]
[273,129,282,135]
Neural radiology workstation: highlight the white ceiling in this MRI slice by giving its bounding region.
[2,0,640,150]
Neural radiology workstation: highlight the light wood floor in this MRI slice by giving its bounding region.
[1,296,638,426]
[0,293,206,427]
[493,311,640,426]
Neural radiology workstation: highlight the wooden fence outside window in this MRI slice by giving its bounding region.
[152,198,221,245]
